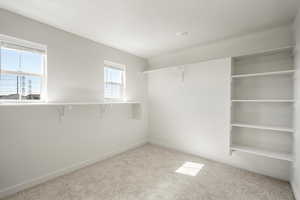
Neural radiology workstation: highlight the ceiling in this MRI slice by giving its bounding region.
[0,0,299,58]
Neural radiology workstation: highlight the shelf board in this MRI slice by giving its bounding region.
[231,99,294,103]
[232,70,295,78]
[0,101,140,107]
[233,46,294,60]
[231,123,293,133]
[143,65,184,74]
[231,145,293,162]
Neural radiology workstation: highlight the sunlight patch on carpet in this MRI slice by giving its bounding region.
[175,162,204,176]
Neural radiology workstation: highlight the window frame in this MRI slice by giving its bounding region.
[103,60,126,100]
[0,34,47,103]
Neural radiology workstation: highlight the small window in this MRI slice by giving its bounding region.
[104,60,125,99]
[0,35,46,101]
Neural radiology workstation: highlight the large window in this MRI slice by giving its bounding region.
[104,60,125,99]
[0,35,46,101]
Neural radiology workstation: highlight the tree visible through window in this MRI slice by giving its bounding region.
[104,61,125,99]
[0,37,46,101]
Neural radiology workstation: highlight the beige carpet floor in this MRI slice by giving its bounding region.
[3,144,295,200]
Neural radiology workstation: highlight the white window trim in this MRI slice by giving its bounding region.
[0,34,47,103]
[0,34,46,52]
[104,60,126,101]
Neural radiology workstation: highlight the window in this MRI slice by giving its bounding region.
[104,60,125,99]
[0,35,46,101]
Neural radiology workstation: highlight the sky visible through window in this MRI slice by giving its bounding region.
[0,47,43,100]
[104,66,124,99]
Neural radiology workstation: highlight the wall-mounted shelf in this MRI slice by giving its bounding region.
[143,65,185,82]
[231,123,293,133]
[143,65,184,74]
[143,68,168,74]
[0,101,142,121]
[231,145,293,162]
[0,101,140,106]
[231,99,294,103]
[233,46,294,60]
[231,70,295,78]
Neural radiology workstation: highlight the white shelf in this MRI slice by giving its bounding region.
[143,66,178,74]
[231,99,294,103]
[230,47,294,162]
[0,101,140,107]
[231,123,294,133]
[233,46,294,60]
[0,101,142,121]
[231,145,293,162]
[232,70,295,78]
[143,68,167,74]
[143,65,185,74]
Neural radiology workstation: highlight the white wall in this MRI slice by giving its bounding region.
[0,6,297,199]
[148,58,292,181]
[148,25,294,69]
[146,23,295,181]
[292,8,300,200]
[0,9,148,198]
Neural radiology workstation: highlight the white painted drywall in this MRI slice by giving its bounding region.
[148,25,294,69]
[148,58,292,180]
[0,9,148,198]
[0,0,298,57]
[292,8,300,200]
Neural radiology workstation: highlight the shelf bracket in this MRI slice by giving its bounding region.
[98,104,108,118]
[178,66,185,82]
[56,106,66,123]
[131,103,142,120]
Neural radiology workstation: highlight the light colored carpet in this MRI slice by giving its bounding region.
[3,144,295,200]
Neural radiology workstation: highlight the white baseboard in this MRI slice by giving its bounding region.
[292,181,300,200]
[149,136,220,161]
[149,136,289,181]
[0,138,148,199]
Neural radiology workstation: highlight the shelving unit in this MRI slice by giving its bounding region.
[230,46,294,162]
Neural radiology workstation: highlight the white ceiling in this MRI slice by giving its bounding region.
[0,0,299,58]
